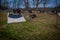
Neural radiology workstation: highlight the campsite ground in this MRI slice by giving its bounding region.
[0,11,60,40]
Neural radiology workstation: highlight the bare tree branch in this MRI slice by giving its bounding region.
[23,0,29,10]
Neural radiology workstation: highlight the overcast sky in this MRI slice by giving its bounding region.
[1,0,60,8]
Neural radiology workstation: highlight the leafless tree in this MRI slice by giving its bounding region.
[13,0,17,9]
[23,0,29,11]
[17,0,23,9]
[0,0,2,8]
[32,0,42,13]
[42,0,47,13]
[2,0,8,9]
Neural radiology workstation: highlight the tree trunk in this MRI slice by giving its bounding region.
[43,0,46,13]
[35,0,38,14]
[24,0,29,11]
[13,0,17,9]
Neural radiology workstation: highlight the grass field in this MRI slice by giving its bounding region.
[0,11,60,40]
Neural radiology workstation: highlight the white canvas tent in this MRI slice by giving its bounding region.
[7,13,26,23]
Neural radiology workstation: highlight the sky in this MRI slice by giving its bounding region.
[1,0,60,9]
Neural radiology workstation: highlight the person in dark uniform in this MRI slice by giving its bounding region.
[29,14,36,19]
[29,10,32,13]
[17,9,21,14]
[13,9,17,14]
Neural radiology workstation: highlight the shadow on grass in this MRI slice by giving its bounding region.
[0,29,17,40]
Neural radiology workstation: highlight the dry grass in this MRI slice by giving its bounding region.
[0,11,60,40]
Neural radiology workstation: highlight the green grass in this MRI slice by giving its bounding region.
[0,11,60,40]
[0,11,7,25]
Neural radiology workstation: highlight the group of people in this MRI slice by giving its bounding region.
[12,9,37,19]
[13,9,21,14]
[28,10,37,19]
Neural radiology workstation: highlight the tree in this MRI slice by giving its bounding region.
[17,0,24,9]
[0,0,1,5]
[13,0,16,9]
[32,0,42,13]
[0,0,8,10]
[17,0,20,9]
[23,0,29,11]
[42,0,47,13]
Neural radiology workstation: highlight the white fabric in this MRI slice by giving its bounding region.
[58,13,60,16]
[7,13,26,23]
